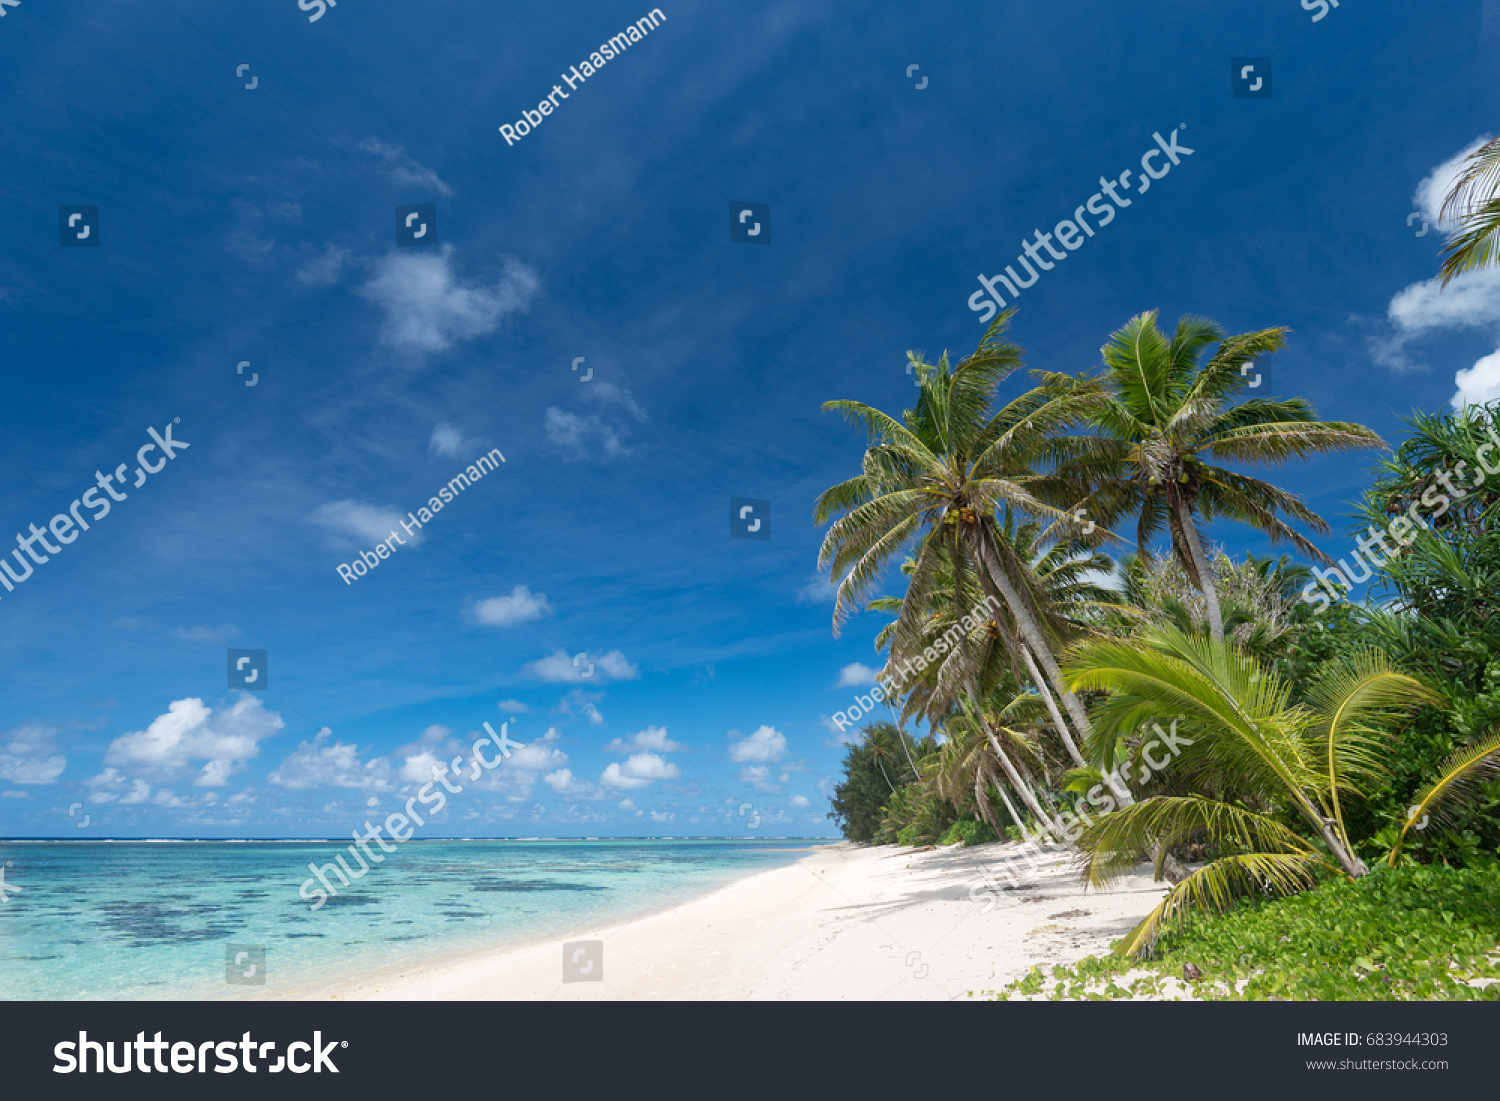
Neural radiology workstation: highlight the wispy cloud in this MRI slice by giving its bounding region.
[544,408,631,459]
[296,243,349,286]
[358,137,454,198]
[312,500,419,546]
[357,246,538,355]
[0,723,66,785]
[170,624,241,642]
[545,380,648,459]
[523,649,639,683]
[429,422,483,459]
[796,573,840,604]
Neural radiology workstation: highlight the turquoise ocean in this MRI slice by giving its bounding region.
[0,839,827,999]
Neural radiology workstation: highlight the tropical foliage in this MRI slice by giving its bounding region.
[819,314,1500,971]
[1438,135,1500,285]
[1002,864,1500,1001]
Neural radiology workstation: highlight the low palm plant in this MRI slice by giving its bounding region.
[1062,626,1500,957]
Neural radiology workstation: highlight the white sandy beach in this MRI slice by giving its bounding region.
[317,840,1169,1001]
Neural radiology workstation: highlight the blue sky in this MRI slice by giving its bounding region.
[0,0,1497,838]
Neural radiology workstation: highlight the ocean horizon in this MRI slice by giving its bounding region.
[0,838,831,1000]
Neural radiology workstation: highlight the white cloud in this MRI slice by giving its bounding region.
[470,726,569,802]
[268,728,392,791]
[789,794,811,808]
[170,624,240,642]
[544,408,630,459]
[357,246,538,355]
[1385,268,1500,344]
[1374,266,1500,401]
[428,423,481,459]
[358,137,454,197]
[225,199,301,266]
[739,764,779,793]
[728,725,787,763]
[524,649,639,684]
[649,809,674,823]
[544,768,603,799]
[1454,348,1500,407]
[1372,138,1500,398]
[89,771,152,805]
[556,689,605,725]
[296,244,348,286]
[546,380,648,460]
[312,500,419,547]
[595,652,639,680]
[796,573,840,604]
[606,726,685,754]
[395,724,462,784]
[472,585,551,627]
[496,699,530,713]
[1,790,29,799]
[581,382,648,423]
[618,798,637,811]
[505,728,569,774]
[600,753,681,791]
[1414,134,1493,230]
[104,697,283,787]
[400,751,444,784]
[0,723,66,785]
[836,663,879,687]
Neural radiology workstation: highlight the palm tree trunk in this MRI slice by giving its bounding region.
[1019,644,1135,808]
[894,727,922,783]
[981,720,1068,846]
[969,523,1104,758]
[989,767,1034,843]
[1293,793,1369,877]
[973,769,1004,834]
[963,673,1066,845]
[1174,494,1225,646]
[1020,643,1085,768]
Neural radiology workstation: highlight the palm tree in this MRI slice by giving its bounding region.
[931,716,1018,838]
[1357,403,1500,544]
[1438,136,1500,285]
[815,313,1108,772]
[1061,626,1500,957]
[1041,311,1384,644]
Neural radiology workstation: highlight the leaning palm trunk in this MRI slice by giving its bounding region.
[991,778,1036,843]
[970,523,1101,756]
[964,680,1069,845]
[984,725,1066,845]
[1019,644,1135,809]
[1173,495,1225,646]
[973,767,1006,835]
[1019,644,1086,768]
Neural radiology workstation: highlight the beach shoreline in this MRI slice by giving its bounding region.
[312,839,1167,1000]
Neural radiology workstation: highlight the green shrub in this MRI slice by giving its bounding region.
[1001,864,1500,1001]
[939,818,999,847]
